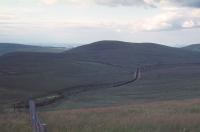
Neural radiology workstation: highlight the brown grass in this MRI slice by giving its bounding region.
[41,99,200,132]
[2,99,200,132]
[0,112,31,132]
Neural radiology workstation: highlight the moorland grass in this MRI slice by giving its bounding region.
[42,100,200,132]
[2,99,200,132]
[0,112,31,132]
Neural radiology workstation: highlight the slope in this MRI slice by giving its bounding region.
[0,43,67,55]
[182,44,200,52]
[67,40,200,70]
[0,52,131,106]
[1,40,200,109]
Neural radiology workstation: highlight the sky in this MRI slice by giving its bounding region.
[1,0,200,47]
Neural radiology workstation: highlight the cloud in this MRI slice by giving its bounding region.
[39,0,200,8]
[165,0,200,8]
[94,0,156,7]
[129,8,200,31]
[56,9,200,32]
[1,8,200,35]
[1,1,200,38]
[40,0,156,7]
[41,0,58,5]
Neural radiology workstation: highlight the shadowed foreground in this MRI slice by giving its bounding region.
[2,99,200,132]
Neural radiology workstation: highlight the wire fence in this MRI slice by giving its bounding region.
[29,100,47,132]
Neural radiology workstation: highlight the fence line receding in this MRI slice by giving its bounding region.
[29,100,47,132]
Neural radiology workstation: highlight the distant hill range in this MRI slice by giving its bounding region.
[182,44,200,52]
[1,40,200,109]
[0,43,68,55]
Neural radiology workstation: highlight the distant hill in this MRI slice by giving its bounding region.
[182,44,200,52]
[67,41,200,69]
[0,43,67,55]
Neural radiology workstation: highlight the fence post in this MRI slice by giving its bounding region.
[29,100,47,132]
[42,124,47,132]
[29,100,37,132]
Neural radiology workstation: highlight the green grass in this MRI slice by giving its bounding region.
[186,104,200,113]
[46,64,200,110]
[0,57,130,109]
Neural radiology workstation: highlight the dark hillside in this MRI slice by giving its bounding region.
[67,41,200,69]
[0,43,67,55]
[1,41,200,108]
[0,51,130,106]
[182,44,200,52]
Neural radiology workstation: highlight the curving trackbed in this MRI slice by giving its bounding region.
[113,67,141,87]
[13,65,141,109]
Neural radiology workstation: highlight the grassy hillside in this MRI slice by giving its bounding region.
[183,44,200,52]
[67,41,200,69]
[1,41,200,110]
[44,63,200,110]
[0,52,131,108]
[0,43,67,55]
[2,41,200,132]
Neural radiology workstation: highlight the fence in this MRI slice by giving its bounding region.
[29,100,47,132]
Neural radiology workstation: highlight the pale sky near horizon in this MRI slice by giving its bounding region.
[1,0,200,46]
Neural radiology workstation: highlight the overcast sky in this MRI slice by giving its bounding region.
[1,0,200,46]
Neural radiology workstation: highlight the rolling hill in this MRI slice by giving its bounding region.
[67,41,200,69]
[1,40,200,110]
[0,43,67,55]
[0,51,131,107]
[182,44,200,52]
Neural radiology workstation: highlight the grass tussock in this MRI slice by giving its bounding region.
[2,99,200,132]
